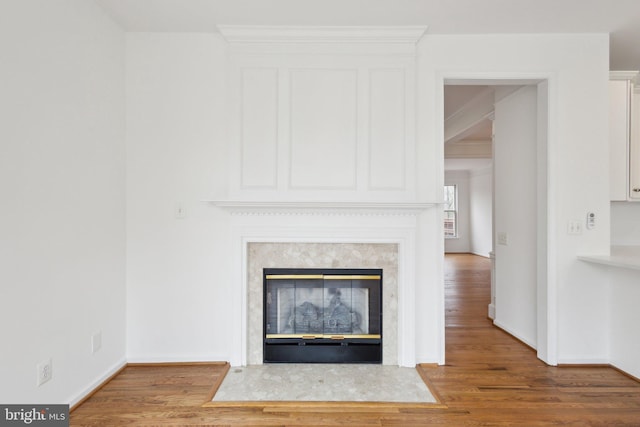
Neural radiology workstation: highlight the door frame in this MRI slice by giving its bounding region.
[437,72,557,366]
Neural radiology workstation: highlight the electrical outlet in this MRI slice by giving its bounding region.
[37,359,52,386]
[92,331,102,354]
[174,203,186,219]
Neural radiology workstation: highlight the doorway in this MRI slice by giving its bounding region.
[443,79,550,363]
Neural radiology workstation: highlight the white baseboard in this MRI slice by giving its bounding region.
[488,303,495,319]
[414,355,442,366]
[68,358,127,408]
[126,355,228,364]
[493,319,537,349]
[471,251,491,258]
[557,358,610,365]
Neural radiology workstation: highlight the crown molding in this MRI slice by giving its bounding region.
[610,70,639,83]
[216,25,428,45]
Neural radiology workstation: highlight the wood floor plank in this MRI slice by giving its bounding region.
[70,254,640,426]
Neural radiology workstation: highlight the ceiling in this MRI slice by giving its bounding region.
[444,86,490,119]
[95,0,640,70]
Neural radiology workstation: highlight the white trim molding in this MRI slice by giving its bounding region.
[437,70,559,367]
[224,206,430,367]
[609,70,639,84]
[208,200,440,215]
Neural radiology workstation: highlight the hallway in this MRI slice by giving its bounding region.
[440,253,545,374]
[421,253,640,424]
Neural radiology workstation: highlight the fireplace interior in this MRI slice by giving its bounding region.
[263,268,382,363]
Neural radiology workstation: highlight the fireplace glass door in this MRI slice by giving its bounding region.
[264,268,382,363]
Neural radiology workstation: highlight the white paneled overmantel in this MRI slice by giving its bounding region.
[219,25,426,204]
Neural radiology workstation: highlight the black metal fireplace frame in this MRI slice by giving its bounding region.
[263,267,382,364]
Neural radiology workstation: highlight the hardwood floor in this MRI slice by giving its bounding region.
[70,254,640,426]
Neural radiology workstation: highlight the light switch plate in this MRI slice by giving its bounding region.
[568,220,582,235]
[497,232,508,245]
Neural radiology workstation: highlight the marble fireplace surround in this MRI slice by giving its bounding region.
[221,202,431,367]
[248,242,397,365]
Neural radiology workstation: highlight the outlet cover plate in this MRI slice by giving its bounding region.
[92,331,102,354]
[37,359,52,386]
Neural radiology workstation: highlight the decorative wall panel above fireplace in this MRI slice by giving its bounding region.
[263,268,382,363]
[220,26,424,203]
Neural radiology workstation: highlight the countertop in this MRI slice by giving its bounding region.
[578,246,640,271]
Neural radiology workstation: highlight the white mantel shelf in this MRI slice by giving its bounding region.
[578,246,640,271]
[206,200,440,215]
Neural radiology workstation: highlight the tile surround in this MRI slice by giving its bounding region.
[247,242,398,365]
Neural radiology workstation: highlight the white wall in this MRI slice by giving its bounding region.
[609,202,640,378]
[125,33,232,362]
[469,167,493,257]
[125,32,611,369]
[443,166,492,257]
[418,34,611,365]
[609,268,640,379]
[444,171,471,253]
[611,202,640,245]
[0,0,126,404]
[493,86,539,347]
[125,30,436,366]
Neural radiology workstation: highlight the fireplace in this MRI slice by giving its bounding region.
[263,268,383,363]
[217,207,420,366]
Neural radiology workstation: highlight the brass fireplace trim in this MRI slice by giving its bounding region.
[265,274,381,280]
[265,334,381,339]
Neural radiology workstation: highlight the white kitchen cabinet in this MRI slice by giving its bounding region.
[609,72,639,201]
[630,86,640,200]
